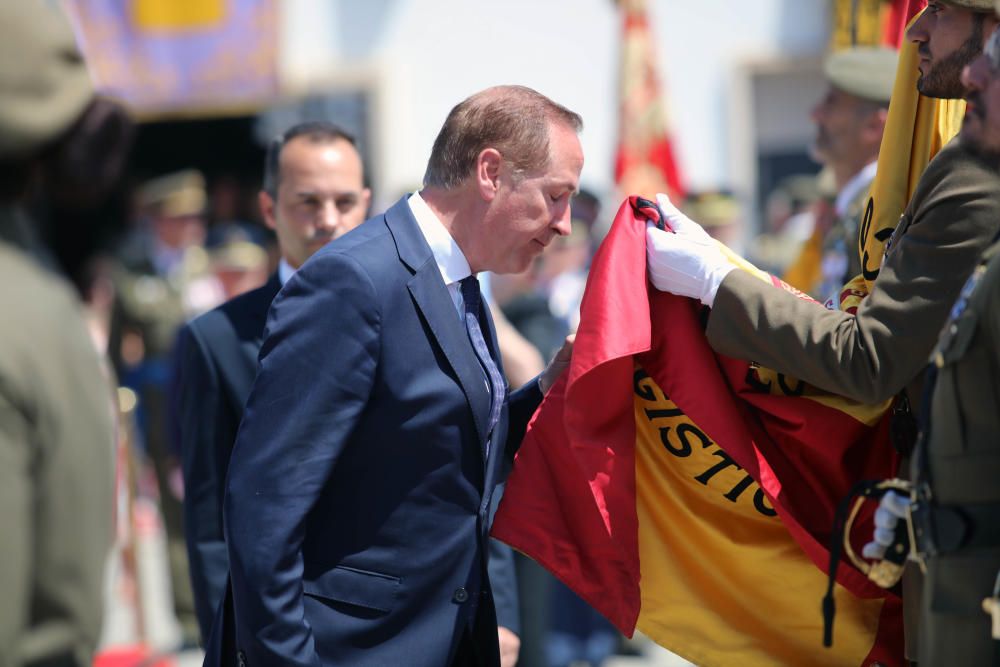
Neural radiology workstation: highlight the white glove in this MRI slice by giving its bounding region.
[861,491,911,560]
[645,193,735,307]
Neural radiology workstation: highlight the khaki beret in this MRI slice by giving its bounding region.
[211,240,267,272]
[941,0,995,10]
[684,191,741,228]
[0,2,94,158]
[138,170,207,218]
[825,47,899,104]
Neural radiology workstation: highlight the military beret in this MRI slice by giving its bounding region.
[138,170,207,218]
[0,2,94,158]
[941,0,996,10]
[211,240,267,272]
[683,190,741,229]
[825,47,899,104]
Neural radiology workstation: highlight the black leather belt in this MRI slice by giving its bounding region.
[911,500,1000,557]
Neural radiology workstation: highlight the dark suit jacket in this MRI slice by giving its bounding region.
[175,272,522,647]
[172,273,281,640]
[211,197,539,667]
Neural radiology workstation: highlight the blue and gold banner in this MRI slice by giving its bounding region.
[66,0,278,116]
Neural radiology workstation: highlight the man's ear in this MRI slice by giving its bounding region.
[360,187,373,216]
[476,148,502,202]
[259,190,277,231]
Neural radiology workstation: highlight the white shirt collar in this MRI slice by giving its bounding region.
[835,161,878,217]
[278,257,295,286]
[407,191,472,286]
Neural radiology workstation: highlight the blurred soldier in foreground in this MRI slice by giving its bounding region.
[865,16,1000,664]
[797,47,897,303]
[0,2,132,665]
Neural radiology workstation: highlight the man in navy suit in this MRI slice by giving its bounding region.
[172,122,371,639]
[177,121,525,663]
[217,86,582,666]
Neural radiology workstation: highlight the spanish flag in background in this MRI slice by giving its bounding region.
[493,3,968,665]
[614,0,684,201]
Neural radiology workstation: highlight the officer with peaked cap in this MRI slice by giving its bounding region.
[790,46,897,304]
[0,2,132,665]
[107,167,214,646]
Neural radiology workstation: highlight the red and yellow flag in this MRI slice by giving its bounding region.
[493,197,904,666]
[495,6,967,664]
[614,0,684,201]
[883,0,927,48]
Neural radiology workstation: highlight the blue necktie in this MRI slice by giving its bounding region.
[460,276,506,441]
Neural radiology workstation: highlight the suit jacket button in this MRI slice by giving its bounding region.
[453,587,469,603]
[237,650,247,667]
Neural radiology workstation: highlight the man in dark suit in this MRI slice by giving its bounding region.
[181,117,529,665]
[172,121,372,642]
[214,85,581,667]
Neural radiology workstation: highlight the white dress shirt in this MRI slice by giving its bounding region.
[407,191,475,319]
[834,161,878,218]
[278,257,295,286]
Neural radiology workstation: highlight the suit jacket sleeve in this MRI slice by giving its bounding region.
[487,481,520,636]
[504,380,543,459]
[706,143,1000,404]
[224,252,380,667]
[172,323,230,642]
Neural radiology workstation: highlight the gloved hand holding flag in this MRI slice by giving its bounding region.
[645,194,735,307]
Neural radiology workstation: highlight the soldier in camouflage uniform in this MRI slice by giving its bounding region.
[809,47,897,305]
[867,13,1000,663]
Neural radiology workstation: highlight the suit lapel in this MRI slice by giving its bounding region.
[385,198,492,452]
[250,273,283,348]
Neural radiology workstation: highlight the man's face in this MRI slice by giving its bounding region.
[259,136,370,268]
[907,2,984,99]
[481,121,584,275]
[152,213,205,251]
[810,86,875,166]
[960,27,1000,160]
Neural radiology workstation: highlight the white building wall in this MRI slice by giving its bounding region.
[281,0,830,207]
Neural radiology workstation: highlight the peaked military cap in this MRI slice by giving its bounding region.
[825,47,899,104]
[138,170,207,218]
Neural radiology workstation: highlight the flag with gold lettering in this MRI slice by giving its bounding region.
[493,197,904,666]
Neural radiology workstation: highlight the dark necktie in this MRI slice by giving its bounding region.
[459,276,506,441]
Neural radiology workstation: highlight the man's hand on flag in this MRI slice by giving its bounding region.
[646,193,735,307]
[539,334,575,395]
[862,490,911,560]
